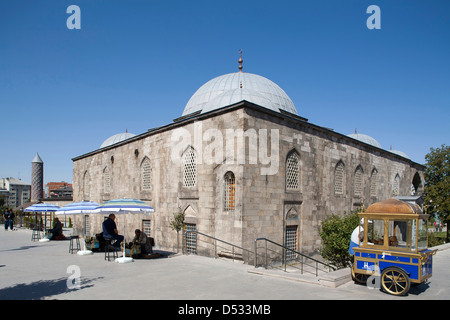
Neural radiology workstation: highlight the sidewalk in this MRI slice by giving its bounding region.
[1,227,449,300]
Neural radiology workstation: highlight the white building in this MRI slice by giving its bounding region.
[0,177,31,208]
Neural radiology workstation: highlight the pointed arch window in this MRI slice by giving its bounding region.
[334,161,345,195]
[286,151,300,191]
[141,157,152,191]
[370,168,378,197]
[354,166,364,197]
[393,174,400,196]
[183,147,197,187]
[412,172,422,195]
[224,171,236,211]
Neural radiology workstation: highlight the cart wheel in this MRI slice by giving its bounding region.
[381,267,410,296]
[351,268,368,284]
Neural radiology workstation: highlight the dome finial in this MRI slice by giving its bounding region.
[238,49,243,72]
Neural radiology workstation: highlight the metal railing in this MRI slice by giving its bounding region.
[183,231,337,277]
[254,237,336,276]
[184,231,254,263]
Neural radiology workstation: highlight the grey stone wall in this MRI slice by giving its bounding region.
[72,103,424,260]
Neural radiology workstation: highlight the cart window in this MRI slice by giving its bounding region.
[417,219,428,251]
[367,219,385,245]
[388,220,409,249]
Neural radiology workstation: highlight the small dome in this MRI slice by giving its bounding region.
[390,150,409,159]
[182,72,297,116]
[347,133,381,148]
[100,132,136,148]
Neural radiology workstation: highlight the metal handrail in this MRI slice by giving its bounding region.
[183,231,336,277]
[254,237,336,276]
[184,230,254,263]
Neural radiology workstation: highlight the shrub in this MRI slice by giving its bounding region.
[319,211,360,268]
[428,232,446,247]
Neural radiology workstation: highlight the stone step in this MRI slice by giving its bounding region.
[217,250,244,261]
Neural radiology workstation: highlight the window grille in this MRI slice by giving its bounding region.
[286,152,300,190]
[141,158,152,190]
[183,148,197,187]
[185,223,197,254]
[334,162,345,195]
[354,167,363,197]
[142,219,151,236]
[370,169,378,197]
[224,171,236,211]
[285,226,298,260]
[103,167,111,194]
[84,215,90,236]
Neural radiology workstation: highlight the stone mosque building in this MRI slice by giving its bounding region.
[72,56,425,260]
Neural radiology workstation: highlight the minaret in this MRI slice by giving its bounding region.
[31,153,44,201]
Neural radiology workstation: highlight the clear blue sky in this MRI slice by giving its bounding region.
[0,0,449,185]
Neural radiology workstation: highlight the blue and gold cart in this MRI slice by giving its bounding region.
[352,198,436,296]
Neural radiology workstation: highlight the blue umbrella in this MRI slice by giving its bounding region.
[55,201,100,255]
[55,201,100,215]
[93,198,154,213]
[55,200,99,234]
[93,198,154,263]
[24,203,60,242]
[24,203,60,213]
[56,201,100,253]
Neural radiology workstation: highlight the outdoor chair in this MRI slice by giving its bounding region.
[104,237,118,261]
[69,235,81,254]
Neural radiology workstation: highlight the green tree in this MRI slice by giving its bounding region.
[424,144,450,241]
[169,211,186,253]
[319,210,360,268]
[0,194,5,208]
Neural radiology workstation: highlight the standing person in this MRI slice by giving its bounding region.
[102,214,124,248]
[349,219,364,256]
[3,210,11,230]
[8,210,14,230]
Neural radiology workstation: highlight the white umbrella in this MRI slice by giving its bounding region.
[56,201,100,255]
[55,201,100,215]
[24,203,60,242]
[93,198,154,263]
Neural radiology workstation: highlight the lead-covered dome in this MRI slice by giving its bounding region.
[390,149,409,159]
[347,133,381,148]
[100,132,136,148]
[182,72,298,116]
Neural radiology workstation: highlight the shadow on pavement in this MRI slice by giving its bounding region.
[0,245,40,252]
[0,276,103,300]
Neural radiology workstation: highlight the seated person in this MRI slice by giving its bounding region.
[133,229,153,254]
[49,217,63,240]
[102,214,124,248]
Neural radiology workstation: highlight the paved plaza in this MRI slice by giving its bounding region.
[1,227,449,302]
